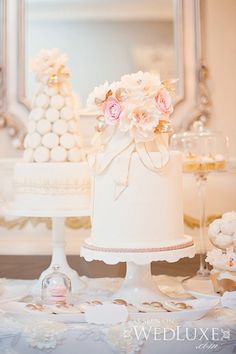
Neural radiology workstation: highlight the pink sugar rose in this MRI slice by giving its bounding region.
[103,97,122,125]
[155,89,173,115]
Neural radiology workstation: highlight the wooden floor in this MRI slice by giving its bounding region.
[0,255,201,279]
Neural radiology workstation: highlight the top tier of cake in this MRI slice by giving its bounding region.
[23,49,83,163]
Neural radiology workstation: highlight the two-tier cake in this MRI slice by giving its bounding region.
[12,49,90,212]
[82,72,194,253]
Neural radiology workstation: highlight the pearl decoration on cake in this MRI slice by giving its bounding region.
[27,133,41,148]
[53,120,67,135]
[29,108,45,121]
[36,119,51,135]
[34,146,50,162]
[42,133,59,149]
[60,133,75,149]
[51,146,67,162]
[35,94,50,108]
[51,95,65,110]
[68,147,81,162]
[60,106,74,120]
[46,108,60,122]
[23,148,34,162]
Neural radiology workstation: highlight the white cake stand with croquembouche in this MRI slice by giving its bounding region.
[4,49,91,294]
[81,72,195,303]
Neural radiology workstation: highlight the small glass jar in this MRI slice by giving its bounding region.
[41,265,71,304]
[171,121,229,174]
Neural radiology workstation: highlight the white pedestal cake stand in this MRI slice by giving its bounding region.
[3,205,90,295]
[81,237,195,303]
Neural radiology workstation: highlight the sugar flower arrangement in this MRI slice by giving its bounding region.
[30,48,70,85]
[87,71,174,143]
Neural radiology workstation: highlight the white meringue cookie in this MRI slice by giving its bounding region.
[60,106,74,120]
[23,148,34,162]
[222,211,236,222]
[34,146,50,162]
[51,146,67,162]
[44,86,58,96]
[53,120,67,135]
[208,219,221,238]
[36,119,51,135]
[35,94,50,109]
[215,233,233,249]
[27,133,41,148]
[60,133,75,149]
[28,121,36,134]
[51,95,65,110]
[46,108,60,122]
[29,108,45,121]
[221,220,236,236]
[42,133,59,149]
[68,147,81,162]
[67,120,78,133]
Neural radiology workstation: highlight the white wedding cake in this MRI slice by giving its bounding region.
[13,49,90,212]
[82,72,193,252]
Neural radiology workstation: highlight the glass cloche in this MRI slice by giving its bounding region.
[41,265,71,304]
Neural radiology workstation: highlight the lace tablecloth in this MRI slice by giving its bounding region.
[0,276,236,354]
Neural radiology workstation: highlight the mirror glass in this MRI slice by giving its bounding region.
[25,0,181,108]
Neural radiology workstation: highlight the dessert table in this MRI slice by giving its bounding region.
[0,276,235,354]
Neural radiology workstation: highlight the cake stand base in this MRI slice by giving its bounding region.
[81,238,195,303]
[111,262,168,303]
[31,217,85,295]
[3,205,89,295]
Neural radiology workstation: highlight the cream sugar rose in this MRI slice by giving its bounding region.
[13,49,91,212]
[82,72,194,253]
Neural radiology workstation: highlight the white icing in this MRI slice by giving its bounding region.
[60,133,75,149]
[68,148,81,162]
[42,133,59,149]
[28,121,36,134]
[13,162,91,211]
[23,148,34,162]
[27,133,41,149]
[51,95,65,110]
[53,120,67,135]
[90,151,185,248]
[35,94,50,109]
[51,146,67,162]
[36,119,51,135]
[34,146,50,162]
[29,108,45,121]
[45,108,60,122]
[60,106,73,120]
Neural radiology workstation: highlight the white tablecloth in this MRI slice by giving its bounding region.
[0,276,236,354]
